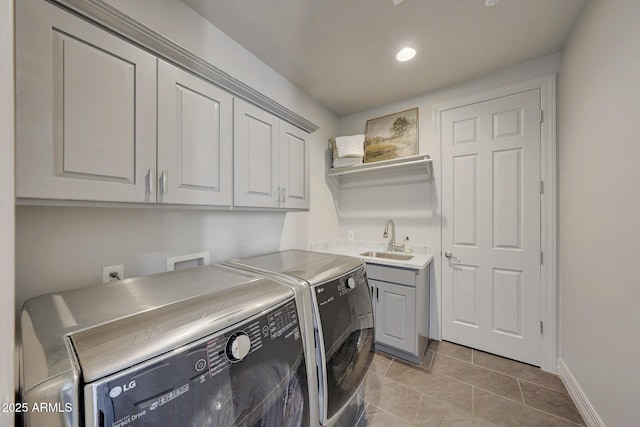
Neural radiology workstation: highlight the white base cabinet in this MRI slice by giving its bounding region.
[367,263,430,363]
[370,279,416,353]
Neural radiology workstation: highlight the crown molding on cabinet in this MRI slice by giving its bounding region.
[50,0,319,134]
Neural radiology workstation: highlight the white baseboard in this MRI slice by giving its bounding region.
[557,359,605,427]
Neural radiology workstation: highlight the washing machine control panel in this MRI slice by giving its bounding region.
[346,277,356,289]
[226,331,251,362]
[89,298,305,427]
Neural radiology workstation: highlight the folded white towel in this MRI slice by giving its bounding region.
[335,134,365,158]
[333,157,363,168]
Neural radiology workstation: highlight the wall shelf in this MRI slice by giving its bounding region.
[328,154,432,187]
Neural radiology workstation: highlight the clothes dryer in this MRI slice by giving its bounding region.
[225,250,374,426]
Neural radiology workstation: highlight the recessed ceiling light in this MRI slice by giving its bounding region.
[485,0,499,6]
[396,47,416,62]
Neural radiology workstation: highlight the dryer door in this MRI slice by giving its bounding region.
[312,266,375,424]
[86,299,308,427]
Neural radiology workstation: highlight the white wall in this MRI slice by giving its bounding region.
[336,53,561,243]
[97,0,342,246]
[15,0,340,310]
[336,53,561,339]
[0,0,15,424]
[560,0,640,425]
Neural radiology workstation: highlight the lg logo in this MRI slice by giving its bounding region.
[109,380,137,399]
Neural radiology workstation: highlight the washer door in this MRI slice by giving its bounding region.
[313,266,375,423]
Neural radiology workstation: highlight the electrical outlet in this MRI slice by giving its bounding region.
[102,265,124,283]
[347,230,355,240]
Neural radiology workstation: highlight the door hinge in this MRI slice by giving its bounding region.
[539,180,544,194]
[540,321,544,334]
[540,250,544,265]
[540,110,544,123]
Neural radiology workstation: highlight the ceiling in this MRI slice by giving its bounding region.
[181,0,588,117]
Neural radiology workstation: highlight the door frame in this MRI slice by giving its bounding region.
[1,0,15,417]
[433,74,557,372]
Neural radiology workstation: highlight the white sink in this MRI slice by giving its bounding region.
[359,251,414,261]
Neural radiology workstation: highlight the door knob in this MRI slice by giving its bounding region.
[444,251,460,261]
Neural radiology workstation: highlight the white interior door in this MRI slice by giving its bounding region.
[441,89,542,366]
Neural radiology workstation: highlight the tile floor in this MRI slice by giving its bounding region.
[357,340,585,426]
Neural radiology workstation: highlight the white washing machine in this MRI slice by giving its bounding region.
[225,250,375,427]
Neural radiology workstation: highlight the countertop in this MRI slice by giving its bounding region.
[310,239,434,270]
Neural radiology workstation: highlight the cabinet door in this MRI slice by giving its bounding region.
[157,60,233,206]
[279,122,310,210]
[233,99,280,208]
[375,281,416,354]
[15,0,156,202]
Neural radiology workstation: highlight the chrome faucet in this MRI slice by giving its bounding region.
[383,219,404,252]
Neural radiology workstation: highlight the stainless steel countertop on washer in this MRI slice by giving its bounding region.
[226,249,365,285]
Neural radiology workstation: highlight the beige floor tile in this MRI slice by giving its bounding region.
[474,388,583,427]
[415,417,498,427]
[364,371,422,423]
[413,394,499,426]
[385,359,473,413]
[520,380,585,425]
[428,340,473,363]
[419,348,435,370]
[369,352,394,375]
[473,350,567,393]
[355,403,411,427]
[431,353,523,403]
[364,342,584,427]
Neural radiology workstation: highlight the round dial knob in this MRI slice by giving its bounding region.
[226,332,251,362]
[346,277,356,290]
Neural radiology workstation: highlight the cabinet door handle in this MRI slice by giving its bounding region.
[281,187,286,205]
[147,168,156,194]
[161,170,168,194]
[376,287,379,302]
[276,187,281,205]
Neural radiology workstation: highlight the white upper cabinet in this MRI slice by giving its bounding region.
[279,122,311,210]
[16,0,312,209]
[15,0,157,203]
[157,60,233,206]
[233,99,280,208]
[234,99,310,210]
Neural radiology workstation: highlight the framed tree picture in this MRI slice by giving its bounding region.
[364,108,418,163]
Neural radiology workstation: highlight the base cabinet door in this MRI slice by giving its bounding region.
[157,60,233,206]
[15,0,156,202]
[374,280,416,354]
